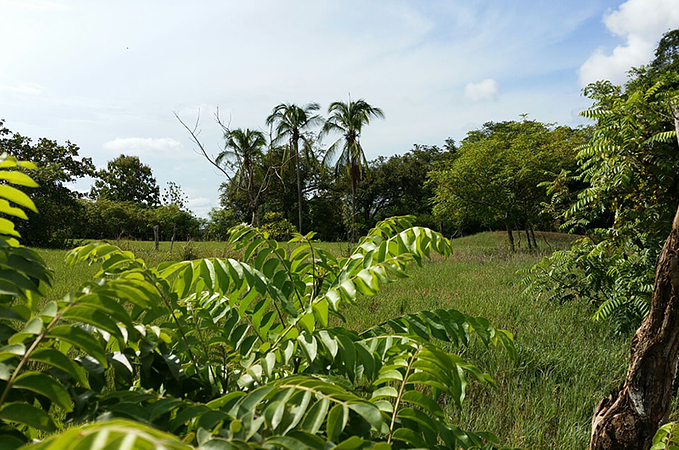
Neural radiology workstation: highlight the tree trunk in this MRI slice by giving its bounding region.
[525,227,532,250]
[590,204,679,450]
[153,225,159,251]
[252,205,259,228]
[530,225,538,249]
[350,175,357,243]
[295,139,303,234]
[506,224,515,252]
[170,224,176,252]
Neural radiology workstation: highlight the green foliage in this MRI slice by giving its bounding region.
[523,235,653,334]
[525,48,679,333]
[205,208,238,241]
[353,145,455,237]
[78,199,202,241]
[428,119,587,236]
[0,120,95,248]
[152,204,202,241]
[652,422,679,450]
[259,212,296,241]
[0,154,513,449]
[91,154,161,207]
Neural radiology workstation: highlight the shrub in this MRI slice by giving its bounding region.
[260,211,296,241]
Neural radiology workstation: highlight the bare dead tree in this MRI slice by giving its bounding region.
[590,204,679,449]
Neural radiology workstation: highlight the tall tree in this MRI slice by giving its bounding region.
[320,98,384,241]
[0,119,96,247]
[429,120,585,249]
[265,103,322,233]
[91,154,160,207]
[217,128,268,226]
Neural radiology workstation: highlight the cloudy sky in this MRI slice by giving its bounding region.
[1,0,678,217]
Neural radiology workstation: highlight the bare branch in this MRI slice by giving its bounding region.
[174,111,234,183]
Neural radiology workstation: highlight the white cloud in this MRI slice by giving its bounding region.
[464,79,500,102]
[102,137,183,158]
[578,0,679,86]
[0,1,609,218]
[187,197,213,218]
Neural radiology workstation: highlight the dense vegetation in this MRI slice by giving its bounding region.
[524,29,679,335]
[0,25,677,450]
[0,156,517,448]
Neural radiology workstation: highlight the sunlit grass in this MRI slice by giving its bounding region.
[34,231,628,448]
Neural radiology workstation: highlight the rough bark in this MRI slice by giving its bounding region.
[590,204,679,450]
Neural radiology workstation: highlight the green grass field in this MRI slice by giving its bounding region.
[34,231,630,449]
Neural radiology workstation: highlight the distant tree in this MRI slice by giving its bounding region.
[321,98,384,240]
[161,181,189,209]
[158,181,192,244]
[429,120,586,249]
[217,129,268,226]
[205,207,238,241]
[266,103,322,233]
[152,205,200,242]
[91,154,160,207]
[79,199,152,240]
[0,119,96,247]
[354,144,455,235]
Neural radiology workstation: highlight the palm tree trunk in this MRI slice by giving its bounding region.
[590,204,679,449]
[350,175,357,243]
[294,139,303,234]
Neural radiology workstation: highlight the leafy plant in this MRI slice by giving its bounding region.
[260,212,296,241]
[0,152,514,448]
[524,68,678,334]
[652,422,679,450]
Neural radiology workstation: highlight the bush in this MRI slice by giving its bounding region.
[205,207,238,241]
[77,199,202,241]
[260,211,296,241]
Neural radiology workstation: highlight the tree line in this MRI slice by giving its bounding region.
[0,97,588,248]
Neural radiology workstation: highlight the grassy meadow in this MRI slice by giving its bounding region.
[34,231,630,449]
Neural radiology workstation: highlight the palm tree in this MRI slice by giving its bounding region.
[320,98,384,241]
[216,128,267,226]
[265,103,322,233]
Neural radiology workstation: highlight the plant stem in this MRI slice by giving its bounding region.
[388,345,421,444]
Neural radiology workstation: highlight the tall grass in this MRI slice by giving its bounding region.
[35,231,629,448]
[344,231,628,448]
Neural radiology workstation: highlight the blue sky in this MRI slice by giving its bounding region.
[1,0,677,217]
